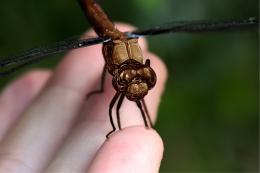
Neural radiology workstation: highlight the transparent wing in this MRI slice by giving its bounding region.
[0,17,258,76]
[0,36,110,76]
[126,17,259,38]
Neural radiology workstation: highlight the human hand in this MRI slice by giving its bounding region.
[0,23,167,173]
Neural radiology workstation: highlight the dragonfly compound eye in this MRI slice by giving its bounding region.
[137,67,157,89]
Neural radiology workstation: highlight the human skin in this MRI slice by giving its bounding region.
[0,23,167,173]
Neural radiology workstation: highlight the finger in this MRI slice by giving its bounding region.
[47,23,154,172]
[87,127,164,173]
[46,50,167,171]
[0,31,107,172]
[45,23,149,172]
[0,70,51,141]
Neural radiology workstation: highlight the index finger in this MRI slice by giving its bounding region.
[87,127,164,173]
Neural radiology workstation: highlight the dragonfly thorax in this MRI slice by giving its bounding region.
[103,38,144,74]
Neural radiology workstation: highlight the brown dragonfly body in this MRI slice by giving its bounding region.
[78,0,156,137]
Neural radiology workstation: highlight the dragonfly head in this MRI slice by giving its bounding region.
[113,59,157,101]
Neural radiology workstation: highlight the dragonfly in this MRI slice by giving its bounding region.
[0,0,258,137]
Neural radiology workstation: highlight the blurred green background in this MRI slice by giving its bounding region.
[0,0,258,172]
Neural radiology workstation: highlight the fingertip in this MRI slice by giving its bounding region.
[0,69,51,140]
[107,126,164,154]
[88,127,163,173]
[1,69,51,99]
[0,69,51,114]
[19,69,51,85]
[50,38,104,94]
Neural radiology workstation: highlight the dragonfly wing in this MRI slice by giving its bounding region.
[0,36,110,76]
[126,17,259,38]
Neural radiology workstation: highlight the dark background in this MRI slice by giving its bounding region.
[0,0,258,172]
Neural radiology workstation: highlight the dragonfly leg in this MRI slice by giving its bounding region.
[136,101,149,128]
[86,66,106,99]
[116,94,125,130]
[106,92,121,138]
[141,99,153,128]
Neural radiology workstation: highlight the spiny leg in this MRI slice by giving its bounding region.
[86,65,106,99]
[106,92,121,138]
[141,99,153,128]
[116,94,125,130]
[136,101,149,128]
